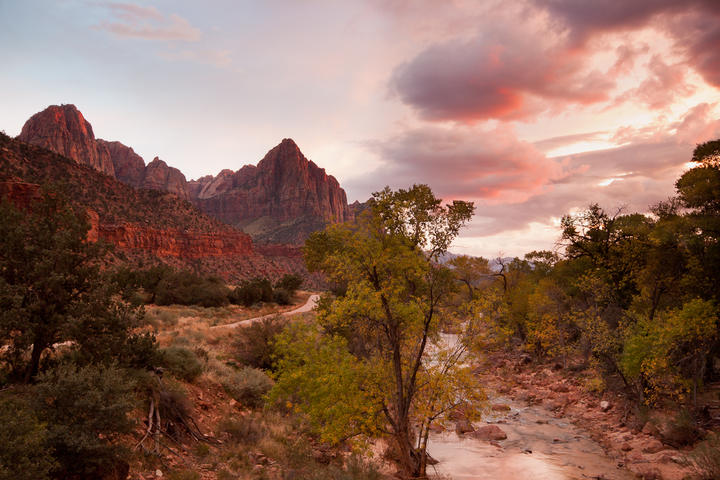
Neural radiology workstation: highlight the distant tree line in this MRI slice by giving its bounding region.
[113,264,303,308]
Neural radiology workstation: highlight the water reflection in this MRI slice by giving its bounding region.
[427,401,636,480]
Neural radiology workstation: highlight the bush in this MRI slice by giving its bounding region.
[32,363,135,479]
[661,409,702,447]
[0,397,55,480]
[273,287,291,305]
[156,271,230,307]
[217,414,266,444]
[275,273,303,294]
[220,366,273,409]
[233,316,287,370]
[160,346,204,382]
[230,278,273,306]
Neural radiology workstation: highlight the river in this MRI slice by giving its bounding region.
[427,396,636,480]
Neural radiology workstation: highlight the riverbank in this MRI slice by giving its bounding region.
[475,351,702,480]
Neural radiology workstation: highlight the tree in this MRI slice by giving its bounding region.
[0,189,108,381]
[0,188,152,381]
[447,255,492,300]
[278,185,480,478]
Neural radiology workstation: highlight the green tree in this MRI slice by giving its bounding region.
[0,188,153,381]
[0,397,56,480]
[0,189,107,381]
[278,185,480,478]
[33,363,135,479]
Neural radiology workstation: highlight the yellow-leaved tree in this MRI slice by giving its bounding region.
[271,185,484,479]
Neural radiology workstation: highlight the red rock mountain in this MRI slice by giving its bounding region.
[19,105,189,199]
[0,132,306,283]
[188,139,352,244]
[18,105,352,244]
[19,104,116,176]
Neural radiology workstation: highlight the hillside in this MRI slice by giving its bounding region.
[0,132,306,282]
[18,104,352,244]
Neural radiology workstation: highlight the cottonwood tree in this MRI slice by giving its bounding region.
[275,185,482,479]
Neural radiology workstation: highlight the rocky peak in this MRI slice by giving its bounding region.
[189,138,351,243]
[19,104,115,176]
[144,157,189,200]
[98,139,145,188]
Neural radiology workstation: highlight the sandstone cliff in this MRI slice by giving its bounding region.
[19,104,116,176]
[189,139,351,244]
[97,139,145,187]
[20,105,189,199]
[18,105,353,245]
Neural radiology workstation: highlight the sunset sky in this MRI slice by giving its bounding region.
[1,0,719,258]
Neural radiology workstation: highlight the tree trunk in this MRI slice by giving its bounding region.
[24,339,45,383]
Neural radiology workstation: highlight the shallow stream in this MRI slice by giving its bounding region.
[427,398,636,480]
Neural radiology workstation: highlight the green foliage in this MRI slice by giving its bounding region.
[0,396,55,480]
[155,271,230,307]
[279,184,478,478]
[273,287,292,305]
[271,322,379,443]
[230,277,274,306]
[275,273,303,293]
[622,299,718,404]
[220,366,273,409]
[160,346,205,382]
[233,316,287,370]
[32,363,135,479]
[0,187,155,381]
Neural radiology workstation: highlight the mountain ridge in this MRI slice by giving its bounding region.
[17,104,351,244]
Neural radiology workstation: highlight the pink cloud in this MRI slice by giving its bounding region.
[535,0,720,88]
[98,3,201,42]
[613,55,695,110]
[349,125,566,203]
[390,23,615,122]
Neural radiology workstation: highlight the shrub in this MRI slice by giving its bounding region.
[217,414,266,444]
[0,396,55,480]
[160,346,204,382]
[32,363,135,479]
[275,273,303,294]
[233,316,287,370]
[273,287,291,305]
[220,366,273,409]
[661,409,702,447]
[230,278,273,306]
[155,271,230,307]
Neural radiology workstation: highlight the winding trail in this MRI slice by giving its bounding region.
[210,294,320,330]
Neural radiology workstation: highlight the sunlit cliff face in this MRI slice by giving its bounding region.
[1,0,719,257]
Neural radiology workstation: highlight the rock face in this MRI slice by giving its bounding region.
[20,105,191,200]
[97,140,145,187]
[143,157,189,200]
[19,104,115,176]
[18,105,352,244]
[189,139,351,244]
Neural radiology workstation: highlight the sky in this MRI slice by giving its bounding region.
[1,0,719,258]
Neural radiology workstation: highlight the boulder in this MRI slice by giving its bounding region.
[472,425,507,441]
